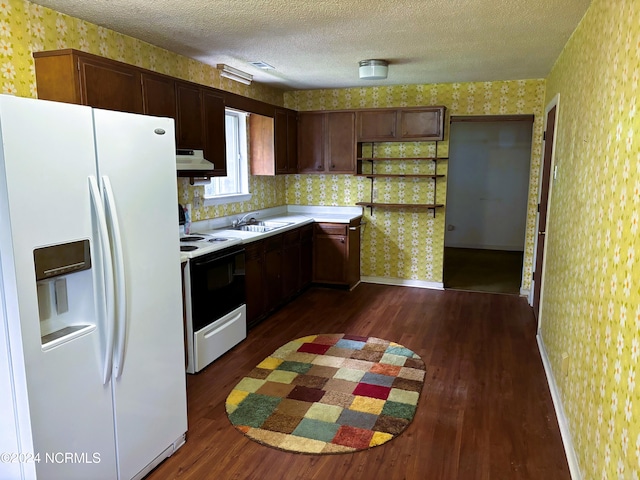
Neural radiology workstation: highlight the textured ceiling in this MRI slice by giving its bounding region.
[32,0,592,91]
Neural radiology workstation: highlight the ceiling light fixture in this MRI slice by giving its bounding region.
[216,64,253,85]
[359,59,389,80]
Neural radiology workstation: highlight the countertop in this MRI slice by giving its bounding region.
[180,205,363,261]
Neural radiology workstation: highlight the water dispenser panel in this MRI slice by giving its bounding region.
[33,240,91,281]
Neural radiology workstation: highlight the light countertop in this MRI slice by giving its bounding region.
[180,205,363,260]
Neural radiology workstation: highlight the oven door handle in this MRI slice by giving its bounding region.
[191,249,244,267]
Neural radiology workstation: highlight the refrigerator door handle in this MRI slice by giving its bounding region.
[89,176,116,385]
[102,176,127,380]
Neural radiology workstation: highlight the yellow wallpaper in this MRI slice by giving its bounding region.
[543,0,640,478]
[177,176,286,221]
[285,81,545,284]
[1,0,287,219]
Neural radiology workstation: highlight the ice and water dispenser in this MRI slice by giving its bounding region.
[34,240,95,349]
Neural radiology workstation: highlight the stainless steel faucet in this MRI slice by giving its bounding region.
[232,212,256,227]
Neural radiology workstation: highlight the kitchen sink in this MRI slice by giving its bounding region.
[230,221,293,232]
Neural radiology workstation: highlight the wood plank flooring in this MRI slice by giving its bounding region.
[147,284,570,480]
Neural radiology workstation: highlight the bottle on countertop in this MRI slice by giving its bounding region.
[184,203,192,234]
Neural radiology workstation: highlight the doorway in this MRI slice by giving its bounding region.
[443,116,534,294]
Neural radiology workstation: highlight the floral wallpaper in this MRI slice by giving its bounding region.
[285,81,545,284]
[542,0,640,478]
[0,0,287,220]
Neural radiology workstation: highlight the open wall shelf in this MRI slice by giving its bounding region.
[355,141,447,217]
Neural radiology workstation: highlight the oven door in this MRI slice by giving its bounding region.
[189,245,245,332]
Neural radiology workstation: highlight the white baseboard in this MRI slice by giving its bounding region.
[537,334,582,479]
[361,276,444,290]
[520,287,530,298]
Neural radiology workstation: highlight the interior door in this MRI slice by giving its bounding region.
[533,102,558,321]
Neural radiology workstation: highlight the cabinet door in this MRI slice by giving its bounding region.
[297,113,325,173]
[202,90,227,176]
[264,236,283,312]
[274,109,298,174]
[274,109,289,174]
[78,56,143,113]
[313,224,348,284]
[299,225,313,289]
[245,242,266,329]
[141,73,176,120]
[249,114,275,176]
[281,229,301,300]
[326,111,356,173]
[175,81,203,149]
[357,110,397,141]
[286,110,298,173]
[399,107,445,140]
[313,234,347,284]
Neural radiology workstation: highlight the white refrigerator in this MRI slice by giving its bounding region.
[0,95,187,480]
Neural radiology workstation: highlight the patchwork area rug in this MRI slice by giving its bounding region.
[225,334,426,454]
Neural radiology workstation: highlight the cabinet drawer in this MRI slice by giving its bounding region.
[314,223,347,236]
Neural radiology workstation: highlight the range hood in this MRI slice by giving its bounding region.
[176,149,214,171]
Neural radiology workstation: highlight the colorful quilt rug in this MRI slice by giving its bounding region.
[225,334,426,454]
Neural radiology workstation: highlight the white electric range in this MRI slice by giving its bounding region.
[179,232,243,258]
[179,231,247,374]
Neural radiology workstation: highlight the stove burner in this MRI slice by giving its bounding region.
[181,236,205,242]
[208,237,229,242]
[180,245,198,252]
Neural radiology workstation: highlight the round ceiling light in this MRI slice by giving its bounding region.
[359,59,389,80]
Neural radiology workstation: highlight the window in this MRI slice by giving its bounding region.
[204,109,250,205]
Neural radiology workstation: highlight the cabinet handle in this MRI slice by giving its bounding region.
[317,165,322,170]
[331,164,335,169]
[340,238,345,243]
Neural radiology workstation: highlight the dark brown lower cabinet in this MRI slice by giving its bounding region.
[313,217,362,289]
[281,229,301,300]
[264,235,283,312]
[245,224,313,330]
[299,225,313,289]
[245,241,266,327]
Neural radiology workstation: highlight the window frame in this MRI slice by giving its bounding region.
[203,109,251,206]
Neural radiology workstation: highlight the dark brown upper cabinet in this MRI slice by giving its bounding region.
[201,90,227,177]
[141,72,176,120]
[275,109,298,174]
[357,106,446,142]
[357,110,397,141]
[175,82,227,177]
[175,81,204,150]
[298,111,356,174]
[250,109,297,176]
[33,49,285,179]
[34,49,143,114]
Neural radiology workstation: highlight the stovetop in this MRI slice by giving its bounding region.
[179,232,243,259]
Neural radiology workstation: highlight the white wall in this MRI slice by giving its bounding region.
[445,121,532,251]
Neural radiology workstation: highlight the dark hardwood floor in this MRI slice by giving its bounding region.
[147,284,570,480]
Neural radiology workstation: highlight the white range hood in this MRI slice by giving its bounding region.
[176,149,214,171]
